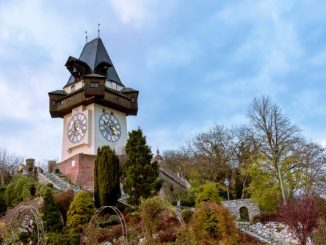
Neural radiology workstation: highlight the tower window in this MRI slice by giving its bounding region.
[131,97,135,103]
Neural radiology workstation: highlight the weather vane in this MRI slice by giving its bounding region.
[85,30,88,43]
[98,23,101,37]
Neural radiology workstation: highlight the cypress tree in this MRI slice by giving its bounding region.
[42,188,63,232]
[94,145,121,207]
[123,128,162,205]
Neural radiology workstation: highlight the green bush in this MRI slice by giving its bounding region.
[108,214,120,225]
[46,232,66,245]
[46,228,81,245]
[180,190,196,207]
[0,187,7,213]
[67,191,95,229]
[4,176,36,207]
[195,182,223,206]
[97,215,120,228]
[42,188,63,232]
[181,209,194,223]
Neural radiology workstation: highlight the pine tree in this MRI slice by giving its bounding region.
[42,188,63,232]
[94,146,121,208]
[123,128,162,205]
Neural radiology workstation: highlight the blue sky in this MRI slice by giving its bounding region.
[0,0,326,161]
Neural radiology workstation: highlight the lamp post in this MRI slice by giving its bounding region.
[224,178,230,201]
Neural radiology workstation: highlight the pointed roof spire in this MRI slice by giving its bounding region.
[65,37,124,87]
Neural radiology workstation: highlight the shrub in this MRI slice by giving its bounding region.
[53,190,74,224]
[0,187,7,213]
[4,176,36,207]
[140,197,170,243]
[180,189,196,207]
[195,182,223,207]
[108,215,120,225]
[46,183,54,189]
[67,191,95,229]
[97,215,120,228]
[252,212,279,224]
[174,225,199,245]
[46,232,66,245]
[191,201,238,244]
[181,209,194,223]
[42,188,63,232]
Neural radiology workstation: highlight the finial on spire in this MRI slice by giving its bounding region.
[157,147,159,155]
[85,30,88,43]
[98,23,101,37]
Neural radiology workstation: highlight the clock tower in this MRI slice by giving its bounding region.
[49,37,138,190]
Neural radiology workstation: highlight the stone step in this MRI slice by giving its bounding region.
[38,169,81,193]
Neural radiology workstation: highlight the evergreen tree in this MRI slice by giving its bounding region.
[42,188,63,232]
[94,146,121,207]
[123,128,162,205]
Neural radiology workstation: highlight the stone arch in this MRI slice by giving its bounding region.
[222,199,260,221]
[239,206,249,221]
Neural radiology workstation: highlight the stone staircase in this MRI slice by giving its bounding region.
[38,169,81,193]
[237,221,278,244]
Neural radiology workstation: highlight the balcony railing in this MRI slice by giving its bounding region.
[50,88,137,117]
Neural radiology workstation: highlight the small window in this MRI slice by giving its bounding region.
[52,100,56,105]
[71,160,75,167]
[90,81,99,88]
[71,85,75,92]
[131,97,135,103]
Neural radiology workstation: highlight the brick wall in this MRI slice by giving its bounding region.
[57,153,96,191]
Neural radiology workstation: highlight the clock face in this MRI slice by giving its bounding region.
[67,113,87,144]
[99,113,121,142]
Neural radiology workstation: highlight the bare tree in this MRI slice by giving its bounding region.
[189,125,234,183]
[248,96,301,201]
[0,148,24,185]
[163,148,195,180]
[232,126,260,198]
[295,142,326,196]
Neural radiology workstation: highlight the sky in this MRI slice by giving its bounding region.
[0,0,326,162]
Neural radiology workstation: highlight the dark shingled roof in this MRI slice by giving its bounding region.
[49,90,67,95]
[65,38,124,87]
[121,87,138,93]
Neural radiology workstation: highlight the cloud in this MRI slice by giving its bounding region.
[110,0,174,28]
[146,39,200,69]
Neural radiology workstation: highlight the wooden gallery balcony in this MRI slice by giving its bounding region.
[49,80,138,118]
